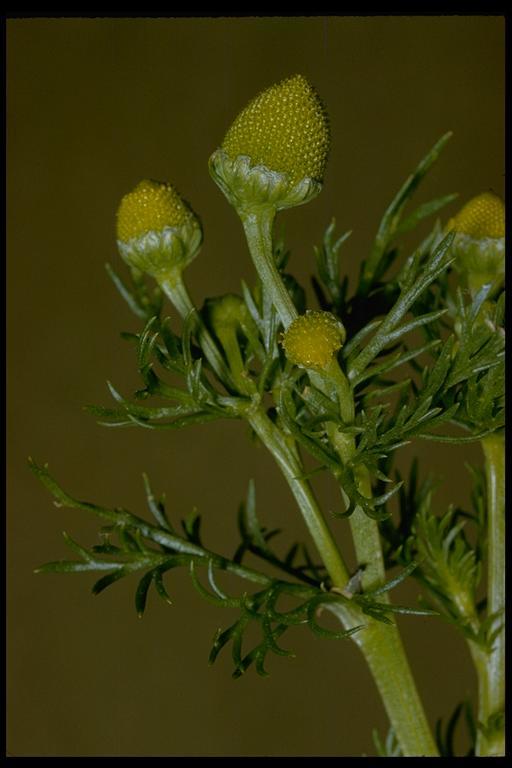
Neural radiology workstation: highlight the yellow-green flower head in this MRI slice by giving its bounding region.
[209,75,330,213]
[222,74,329,185]
[448,191,504,240]
[281,310,346,371]
[446,192,505,291]
[116,180,202,281]
[117,180,192,241]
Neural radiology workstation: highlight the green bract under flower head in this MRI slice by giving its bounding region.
[447,192,505,291]
[116,180,202,281]
[282,310,345,371]
[222,74,330,185]
[210,75,330,213]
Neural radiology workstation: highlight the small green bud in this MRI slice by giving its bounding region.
[116,180,202,281]
[204,294,259,394]
[447,192,505,291]
[210,74,330,214]
[281,310,346,371]
[205,294,254,335]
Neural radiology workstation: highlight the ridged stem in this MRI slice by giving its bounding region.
[248,408,350,590]
[473,433,505,757]
[241,208,437,756]
[314,365,437,756]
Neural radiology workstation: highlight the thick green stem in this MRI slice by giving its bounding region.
[240,207,437,756]
[248,409,350,589]
[346,467,437,754]
[473,434,505,757]
[315,363,386,593]
[333,462,437,754]
[241,208,298,329]
[339,438,387,593]
[354,622,438,756]
[314,367,437,755]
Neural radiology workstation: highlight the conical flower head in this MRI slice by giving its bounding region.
[447,192,505,292]
[210,75,330,213]
[116,180,202,281]
[448,191,504,240]
[117,180,194,242]
[222,74,330,185]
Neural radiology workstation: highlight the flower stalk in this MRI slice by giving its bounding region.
[312,366,438,756]
[241,203,437,755]
[241,209,297,328]
[474,433,505,757]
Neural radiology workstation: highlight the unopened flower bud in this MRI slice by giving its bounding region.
[205,294,259,394]
[116,180,202,281]
[206,294,254,335]
[447,192,505,290]
[210,74,330,213]
[281,310,345,371]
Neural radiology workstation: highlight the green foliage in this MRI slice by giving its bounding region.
[478,710,505,746]
[413,501,481,635]
[32,124,505,756]
[435,700,477,757]
[312,134,457,346]
[379,459,504,653]
[359,132,455,296]
[86,313,242,430]
[32,462,436,678]
[106,262,163,321]
[346,231,455,382]
[89,138,502,534]
[312,219,351,314]
[373,726,402,757]
[443,286,505,434]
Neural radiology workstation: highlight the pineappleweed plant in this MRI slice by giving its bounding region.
[31,75,505,757]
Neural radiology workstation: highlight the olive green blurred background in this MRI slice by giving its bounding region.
[7,16,504,757]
